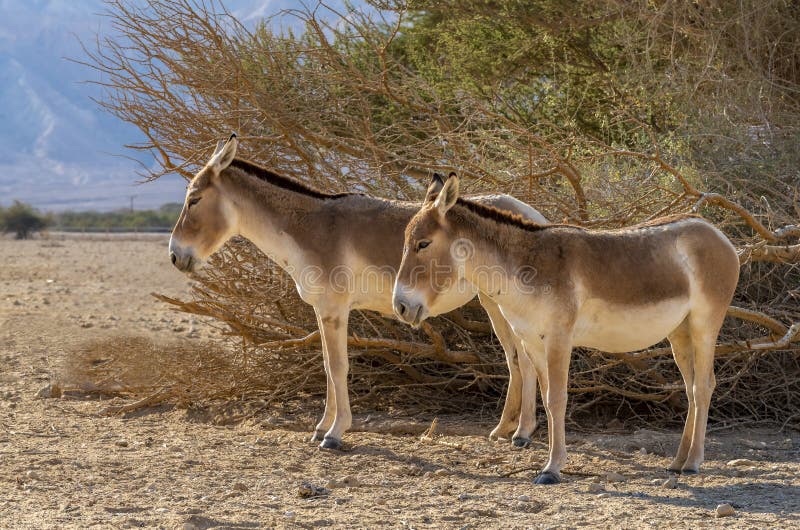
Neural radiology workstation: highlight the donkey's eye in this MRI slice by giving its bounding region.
[416,240,431,251]
[188,197,201,208]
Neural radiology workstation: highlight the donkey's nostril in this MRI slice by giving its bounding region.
[397,302,407,316]
[170,252,177,265]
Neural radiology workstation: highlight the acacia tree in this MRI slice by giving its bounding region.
[1,201,48,239]
[83,0,800,424]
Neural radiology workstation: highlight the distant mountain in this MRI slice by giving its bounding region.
[0,0,322,212]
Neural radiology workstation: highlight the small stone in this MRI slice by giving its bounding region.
[590,476,601,484]
[726,458,757,467]
[661,476,678,489]
[588,483,605,493]
[80,322,93,328]
[340,475,359,487]
[36,383,62,399]
[434,468,451,477]
[650,479,662,486]
[284,511,296,519]
[457,493,469,501]
[639,447,647,456]
[389,465,405,476]
[297,482,328,498]
[597,493,611,499]
[25,470,41,481]
[517,494,530,502]
[741,439,767,450]
[715,503,735,518]
[232,482,248,492]
[606,472,626,483]
[115,440,129,448]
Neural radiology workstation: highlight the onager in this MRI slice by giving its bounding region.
[168,135,548,449]
[393,174,739,484]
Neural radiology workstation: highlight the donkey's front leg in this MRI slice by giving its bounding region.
[310,352,336,443]
[314,306,352,450]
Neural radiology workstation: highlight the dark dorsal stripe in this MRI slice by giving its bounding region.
[456,198,698,233]
[617,213,701,230]
[456,198,552,232]
[228,158,354,200]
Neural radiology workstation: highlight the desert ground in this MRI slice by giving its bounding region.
[0,233,798,529]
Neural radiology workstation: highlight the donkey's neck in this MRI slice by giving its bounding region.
[450,204,545,297]
[221,168,337,274]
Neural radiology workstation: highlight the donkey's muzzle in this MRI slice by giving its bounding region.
[393,296,425,327]
[170,251,195,273]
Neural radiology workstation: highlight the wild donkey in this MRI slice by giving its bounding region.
[169,135,548,449]
[393,174,739,484]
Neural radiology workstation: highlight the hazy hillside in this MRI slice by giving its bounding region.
[0,0,307,212]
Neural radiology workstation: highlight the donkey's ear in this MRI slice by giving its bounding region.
[208,133,238,173]
[433,174,459,215]
[212,138,226,156]
[424,172,447,202]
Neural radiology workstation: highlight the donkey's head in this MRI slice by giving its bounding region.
[393,173,466,326]
[169,134,240,273]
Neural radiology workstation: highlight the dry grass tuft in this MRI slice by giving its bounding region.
[58,336,245,409]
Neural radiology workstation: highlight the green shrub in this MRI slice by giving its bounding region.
[1,201,49,239]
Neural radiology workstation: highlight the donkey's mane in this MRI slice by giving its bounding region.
[229,158,354,200]
[455,198,553,232]
[456,197,698,233]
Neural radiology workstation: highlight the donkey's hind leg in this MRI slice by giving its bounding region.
[511,342,538,448]
[667,318,695,472]
[681,310,723,474]
[481,293,536,441]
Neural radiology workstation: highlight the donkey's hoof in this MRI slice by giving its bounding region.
[489,424,516,441]
[309,431,325,443]
[512,437,531,448]
[319,437,342,450]
[666,468,682,474]
[533,471,560,485]
[680,467,698,475]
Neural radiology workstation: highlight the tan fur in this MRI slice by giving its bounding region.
[394,175,739,483]
[169,137,549,447]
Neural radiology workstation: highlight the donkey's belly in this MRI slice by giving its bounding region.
[572,297,690,353]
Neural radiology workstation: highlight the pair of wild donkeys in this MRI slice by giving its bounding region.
[169,135,739,485]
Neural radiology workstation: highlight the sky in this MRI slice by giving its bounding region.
[0,0,352,212]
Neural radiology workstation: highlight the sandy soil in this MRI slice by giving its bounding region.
[1,234,798,529]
